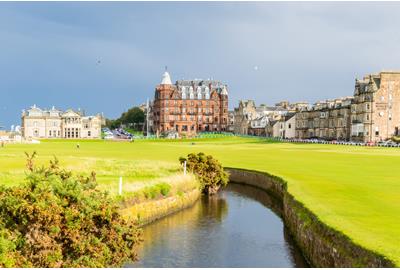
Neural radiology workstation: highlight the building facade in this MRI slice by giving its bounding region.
[265,113,296,138]
[152,71,229,136]
[21,105,103,139]
[227,110,235,133]
[295,97,352,140]
[233,100,257,135]
[233,100,305,136]
[295,71,400,142]
[351,72,400,142]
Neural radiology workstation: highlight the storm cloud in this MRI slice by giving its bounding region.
[1,2,400,127]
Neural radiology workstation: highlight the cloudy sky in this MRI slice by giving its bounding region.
[1,2,400,128]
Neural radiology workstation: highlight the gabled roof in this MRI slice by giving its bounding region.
[62,109,82,117]
[283,112,296,121]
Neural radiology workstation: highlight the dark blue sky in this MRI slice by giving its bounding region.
[2,2,400,128]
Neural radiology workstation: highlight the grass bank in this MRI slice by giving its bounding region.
[0,137,399,265]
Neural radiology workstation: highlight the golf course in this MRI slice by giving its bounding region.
[0,136,399,265]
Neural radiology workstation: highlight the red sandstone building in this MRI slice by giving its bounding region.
[153,71,229,136]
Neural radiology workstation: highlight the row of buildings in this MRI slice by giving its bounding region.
[233,71,400,143]
[20,70,400,143]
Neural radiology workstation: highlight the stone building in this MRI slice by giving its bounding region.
[295,71,400,142]
[233,100,303,136]
[351,71,400,142]
[233,100,257,135]
[266,113,296,138]
[21,105,103,139]
[227,111,235,132]
[152,71,229,136]
[249,115,269,136]
[295,97,352,140]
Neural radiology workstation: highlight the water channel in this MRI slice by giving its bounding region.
[128,183,308,267]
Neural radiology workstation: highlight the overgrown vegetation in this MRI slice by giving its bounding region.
[117,174,199,208]
[0,152,141,267]
[179,152,229,195]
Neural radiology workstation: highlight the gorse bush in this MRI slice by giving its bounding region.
[0,152,141,267]
[179,152,229,195]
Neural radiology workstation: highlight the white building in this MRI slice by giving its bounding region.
[268,113,296,138]
[21,105,104,139]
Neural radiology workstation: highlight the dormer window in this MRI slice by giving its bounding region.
[205,87,210,99]
[189,87,194,99]
[181,86,187,99]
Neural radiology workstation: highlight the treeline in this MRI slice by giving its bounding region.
[105,106,145,130]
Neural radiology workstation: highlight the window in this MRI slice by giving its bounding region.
[205,87,210,99]
[288,124,292,129]
[88,131,91,137]
[49,130,52,136]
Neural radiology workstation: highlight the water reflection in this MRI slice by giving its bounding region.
[128,183,308,268]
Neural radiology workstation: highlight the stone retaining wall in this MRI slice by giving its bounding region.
[120,188,201,227]
[226,168,395,267]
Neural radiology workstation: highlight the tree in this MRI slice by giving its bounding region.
[105,107,145,130]
[105,118,122,130]
[179,152,229,195]
[121,107,145,126]
[0,155,141,267]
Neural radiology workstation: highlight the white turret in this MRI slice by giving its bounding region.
[221,86,229,95]
[161,71,172,85]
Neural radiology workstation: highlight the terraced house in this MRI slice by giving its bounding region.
[351,71,400,142]
[295,71,400,142]
[152,71,229,136]
[295,97,353,140]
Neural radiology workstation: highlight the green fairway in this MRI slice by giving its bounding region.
[0,137,399,265]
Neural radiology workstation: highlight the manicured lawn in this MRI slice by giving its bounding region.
[0,137,399,265]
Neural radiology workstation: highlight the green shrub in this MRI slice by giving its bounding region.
[142,183,171,199]
[157,183,171,196]
[179,152,229,195]
[0,154,141,267]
